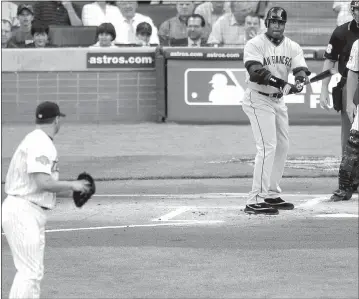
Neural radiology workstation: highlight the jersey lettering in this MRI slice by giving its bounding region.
[263,56,292,67]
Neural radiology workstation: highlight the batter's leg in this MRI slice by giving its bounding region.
[2,200,46,299]
[341,84,351,156]
[268,102,290,198]
[242,91,277,204]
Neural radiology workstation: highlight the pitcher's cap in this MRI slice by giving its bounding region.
[36,101,66,121]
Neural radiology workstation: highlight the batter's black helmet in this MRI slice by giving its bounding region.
[265,7,287,28]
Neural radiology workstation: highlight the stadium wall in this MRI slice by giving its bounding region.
[1,48,159,123]
[1,46,344,125]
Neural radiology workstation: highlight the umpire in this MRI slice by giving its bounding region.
[320,0,359,156]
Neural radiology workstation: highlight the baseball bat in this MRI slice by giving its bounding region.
[304,68,336,85]
[288,69,336,95]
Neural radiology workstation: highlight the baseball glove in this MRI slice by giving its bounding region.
[73,172,96,208]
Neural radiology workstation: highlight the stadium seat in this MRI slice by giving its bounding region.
[48,25,97,47]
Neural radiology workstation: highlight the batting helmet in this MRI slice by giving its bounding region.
[265,7,287,28]
[350,1,359,23]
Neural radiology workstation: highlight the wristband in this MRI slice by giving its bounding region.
[268,75,286,89]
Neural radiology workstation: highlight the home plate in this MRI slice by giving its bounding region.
[315,213,359,218]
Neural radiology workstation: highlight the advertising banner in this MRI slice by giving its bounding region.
[162,47,318,61]
[86,52,155,69]
[166,60,342,125]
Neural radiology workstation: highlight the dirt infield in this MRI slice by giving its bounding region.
[2,180,358,299]
[1,123,343,182]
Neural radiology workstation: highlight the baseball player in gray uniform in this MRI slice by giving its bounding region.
[242,7,311,215]
[2,101,90,299]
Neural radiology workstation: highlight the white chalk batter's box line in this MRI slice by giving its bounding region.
[93,193,333,199]
[1,194,357,236]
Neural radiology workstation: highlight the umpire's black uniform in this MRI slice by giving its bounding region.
[324,20,359,155]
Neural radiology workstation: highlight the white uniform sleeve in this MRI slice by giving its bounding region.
[291,42,308,70]
[243,40,263,64]
[27,145,52,175]
[347,40,359,72]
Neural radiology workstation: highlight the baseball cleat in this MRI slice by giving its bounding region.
[264,197,294,210]
[330,189,353,202]
[244,202,279,215]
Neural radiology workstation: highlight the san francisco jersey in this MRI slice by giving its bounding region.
[244,33,308,94]
[5,129,59,209]
[347,39,359,131]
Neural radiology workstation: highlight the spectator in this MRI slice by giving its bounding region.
[81,1,122,30]
[194,1,231,29]
[1,1,20,28]
[244,12,261,43]
[150,1,202,4]
[10,4,34,47]
[114,1,159,45]
[207,1,264,47]
[333,1,353,26]
[135,22,156,46]
[33,1,82,27]
[170,14,207,46]
[255,1,269,19]
[25,21,56,48]
[1,19,18,48]
[90,22,118,48]
[158,1,199,45]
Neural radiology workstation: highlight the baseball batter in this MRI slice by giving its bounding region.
[242,7,311,215]
[2,101,89,299]
[331,39,359,201]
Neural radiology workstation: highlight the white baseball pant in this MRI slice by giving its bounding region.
[2,195,47,299]
[242,89,290,204]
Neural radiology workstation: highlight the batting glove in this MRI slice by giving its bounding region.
[294,76,307,92]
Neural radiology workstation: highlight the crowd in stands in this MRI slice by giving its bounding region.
[0,1,349,49]
[1,1,271,49]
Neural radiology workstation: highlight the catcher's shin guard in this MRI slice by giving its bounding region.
[333,130,359,201]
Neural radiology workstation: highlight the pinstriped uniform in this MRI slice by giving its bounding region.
[242,34,308,204]
[2,129,59,299]
[346,39,359,131]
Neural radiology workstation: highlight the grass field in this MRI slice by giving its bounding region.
[2,123,343,183]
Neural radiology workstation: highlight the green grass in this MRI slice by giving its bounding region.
[1,123,342,182]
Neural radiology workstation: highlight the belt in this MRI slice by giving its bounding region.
[8,195,51,210]
[257,91,283,99]
[31,202,50,211]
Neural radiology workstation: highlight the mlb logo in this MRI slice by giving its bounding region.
[184,68,247,106]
